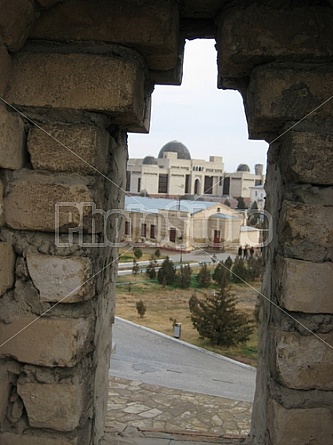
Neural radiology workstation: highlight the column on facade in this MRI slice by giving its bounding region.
[217,4,333,444]
[0,1,182,444]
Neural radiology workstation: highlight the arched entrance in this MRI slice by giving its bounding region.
[194,178,201,195]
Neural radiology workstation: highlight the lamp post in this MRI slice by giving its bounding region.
[178,198,183,264]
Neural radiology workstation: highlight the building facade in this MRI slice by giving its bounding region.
[249,184,266,210]
[222,163,265,206]
[122,196,243,251]
[126,140,225,198]
[127,141,265,204]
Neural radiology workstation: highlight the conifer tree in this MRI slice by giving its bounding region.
[212,261,230,286]
[146,259,157,279]
[132,259,139,275]
[236,196,247,209]
[212,256,232,285]
[157,257,176,286]
[133,247,143,260]
[136,300,146,318]
[196,264,211,288]
[176,264,192,289]
[232,257,248,283]
[189,283,254,347]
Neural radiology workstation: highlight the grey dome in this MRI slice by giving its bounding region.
[237,163,250,172]
[142,155,157,165]
[158,140,191,160]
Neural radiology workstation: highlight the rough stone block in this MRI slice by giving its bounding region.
[0,45,11,95]
[0,105,26,170]
[290,184,333,208]
[246,65,333,138]
[30,0,179,71]
[0,0,35,52]
[0,179,4,226]
[5,51,145,127]
[0,316,93,367]
[279,201,333,261]
[35,0,62,8]
[281,130,333,185]
[268,401,333,445]
[0,377,10,423]
[278,257,333,313]
[0,242,15,296]
[0,432,79,445]
[17,382,84,431]
[180,0,223,18]
[218,5,333,82]
[275,330,333,390]
[28,124,110,174]
[26,253,95,303]
[4,170,103,233]
[127,95,151,134]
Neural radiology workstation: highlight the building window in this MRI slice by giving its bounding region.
[126,171,131,191]
[194,178,200,195]
[125,220,130,235]
[185,174,191,194]
[137,177,141,193]
[219,176,223,186]
[150,224,156,239]
[141,223,147,238]
[223,176,230,195]
[204,176,213,194]
[158,174,168,193]
[214,230,221,244]
[255,179,262,186]
[217,207,220,213]
[169,228,176,243]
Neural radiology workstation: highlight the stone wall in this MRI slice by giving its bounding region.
[0,1,170,443]
[0,1,333,444]
[217,3,333,444]
[0,113,128,444]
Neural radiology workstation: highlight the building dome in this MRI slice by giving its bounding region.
[237,163,250,172]
[158,140,191,160]
[142,155,158,165]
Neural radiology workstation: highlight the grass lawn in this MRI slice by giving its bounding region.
[115,269,260,367]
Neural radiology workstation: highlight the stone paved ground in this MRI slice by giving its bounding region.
[111,318,256,403]
[102,427,247,445]
[101,376,251,445]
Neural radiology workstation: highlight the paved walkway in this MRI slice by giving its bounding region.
[110,318,256,403]
[103,319,253,444]
[106,376,251,433]
[102,377,250,444]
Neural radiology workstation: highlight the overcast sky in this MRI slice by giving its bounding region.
[128,39,268,173]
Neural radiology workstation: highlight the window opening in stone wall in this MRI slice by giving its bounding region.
[112,38,268,439]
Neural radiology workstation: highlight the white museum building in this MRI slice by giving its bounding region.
[126,140,265,204]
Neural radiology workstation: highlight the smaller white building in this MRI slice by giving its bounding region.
[249,185,266,210]
[121,196,243,251]
[222,163,265,205]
